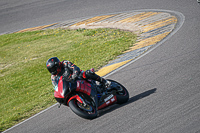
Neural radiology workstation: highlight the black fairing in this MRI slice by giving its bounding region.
[69,81,77,92]
[55,97,64,103]
[62,79,70,96]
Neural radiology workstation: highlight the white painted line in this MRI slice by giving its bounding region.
[2,103,58,133]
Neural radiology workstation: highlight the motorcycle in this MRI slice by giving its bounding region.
[54,73,129,119]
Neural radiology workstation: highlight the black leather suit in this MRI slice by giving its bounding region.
[51,60,104,89]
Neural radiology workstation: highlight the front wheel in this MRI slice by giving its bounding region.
[68,99,97,119]
[107,79,129,104]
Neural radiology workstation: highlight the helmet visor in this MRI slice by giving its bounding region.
[48,66,58,75]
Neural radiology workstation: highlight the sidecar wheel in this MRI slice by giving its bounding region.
[69,99,97,119]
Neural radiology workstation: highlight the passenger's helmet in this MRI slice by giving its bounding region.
[46,57,60,75]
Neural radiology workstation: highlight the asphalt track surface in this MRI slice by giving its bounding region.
[1,0,200,133]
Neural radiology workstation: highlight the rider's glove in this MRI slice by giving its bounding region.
[71,71,79,80]
[63,72,71,81]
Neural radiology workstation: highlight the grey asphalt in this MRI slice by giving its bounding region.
[1,0,200,133]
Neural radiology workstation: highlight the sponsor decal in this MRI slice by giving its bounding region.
[111,97,115,102]
[60,91,64,96]
[104,94,114,102]
[106,101,110,105]
[105,97,116,105]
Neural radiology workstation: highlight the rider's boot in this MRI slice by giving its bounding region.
[83,68,111,91]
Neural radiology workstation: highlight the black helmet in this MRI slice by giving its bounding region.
[46,57,60,75]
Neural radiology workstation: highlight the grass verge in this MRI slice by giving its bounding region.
[0,28,137,131]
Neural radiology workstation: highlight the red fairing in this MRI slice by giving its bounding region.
[76,80,92,96]
[54,76,64,98]
[67,95,83,105]
[82,71,86,79]
[98,96,117,110]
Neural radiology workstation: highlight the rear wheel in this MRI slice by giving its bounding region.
[107,79,129,104]
[68,97,97,119]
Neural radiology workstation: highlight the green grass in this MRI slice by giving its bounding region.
[0,28,137,131]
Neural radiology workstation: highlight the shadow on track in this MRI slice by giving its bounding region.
[98,88,157,117]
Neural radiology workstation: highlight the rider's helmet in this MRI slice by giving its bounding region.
[46,57,60,75]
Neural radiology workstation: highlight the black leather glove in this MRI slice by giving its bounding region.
[71,70,80,80]
[71,73,78,80]
[63,72,71,81]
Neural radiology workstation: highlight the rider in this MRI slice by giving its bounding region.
[46,57,111,91]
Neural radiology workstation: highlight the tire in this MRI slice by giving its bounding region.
[68,99,97,119]
[107,79,129,104]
